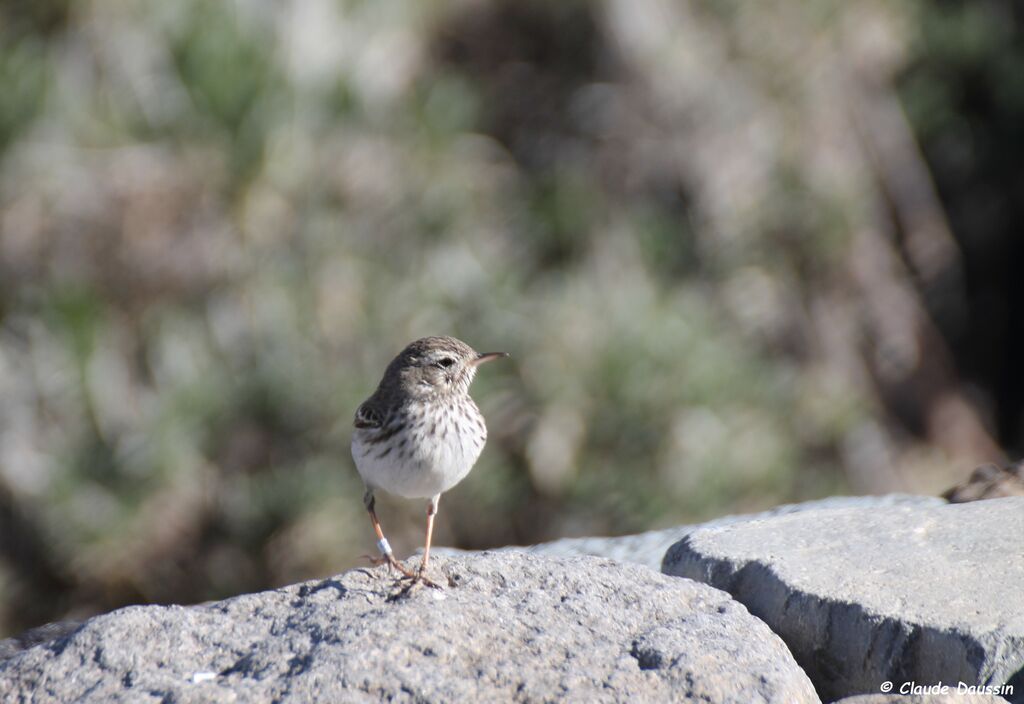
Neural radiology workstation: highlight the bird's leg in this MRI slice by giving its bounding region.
[363,490,416,578]
[419,494,439,577]
[411,494,441,589]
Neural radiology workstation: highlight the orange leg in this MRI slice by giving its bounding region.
[363,490,416,578]
[419,495,439,577]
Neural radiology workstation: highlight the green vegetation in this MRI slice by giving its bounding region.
[0,0,1010,636]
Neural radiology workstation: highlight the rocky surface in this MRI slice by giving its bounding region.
[663,497,1024,703]
[0,552,819,703]
[440,494,944,571]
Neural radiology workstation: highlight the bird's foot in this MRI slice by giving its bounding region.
[361,553,418,580]
[392,571,441,593]
[408,566,442,590]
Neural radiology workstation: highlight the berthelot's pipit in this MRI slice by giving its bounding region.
[351,336,507,587]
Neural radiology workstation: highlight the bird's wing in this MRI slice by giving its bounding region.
[354,401,383,429]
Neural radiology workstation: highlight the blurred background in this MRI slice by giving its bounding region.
[1,0,1022,638]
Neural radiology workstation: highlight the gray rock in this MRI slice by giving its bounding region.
[0,552,819,703]
[663,497,1024,704]
[441,494,944,571]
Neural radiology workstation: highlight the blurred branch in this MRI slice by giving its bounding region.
[854,73,966,300]
[944,460,1024,503]
[845,70,1003,466]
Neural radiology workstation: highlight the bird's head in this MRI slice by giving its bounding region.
[385,336,507,401]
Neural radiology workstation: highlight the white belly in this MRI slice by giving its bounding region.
[351,413,486,499]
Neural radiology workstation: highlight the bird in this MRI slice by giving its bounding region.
[351,336,507,587]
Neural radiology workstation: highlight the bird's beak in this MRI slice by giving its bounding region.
[472,351,509,367]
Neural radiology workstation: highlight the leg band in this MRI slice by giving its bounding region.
[377,538,393,557]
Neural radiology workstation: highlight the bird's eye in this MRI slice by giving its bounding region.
[435,357,456,369]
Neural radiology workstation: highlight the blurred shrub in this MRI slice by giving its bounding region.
[0,0,1010,636]
[0,39,50,156]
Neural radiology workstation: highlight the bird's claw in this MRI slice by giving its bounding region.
[393,570,441,592]
[409,568,442,590]
[361,553,419,579]
[360,549,441,588]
